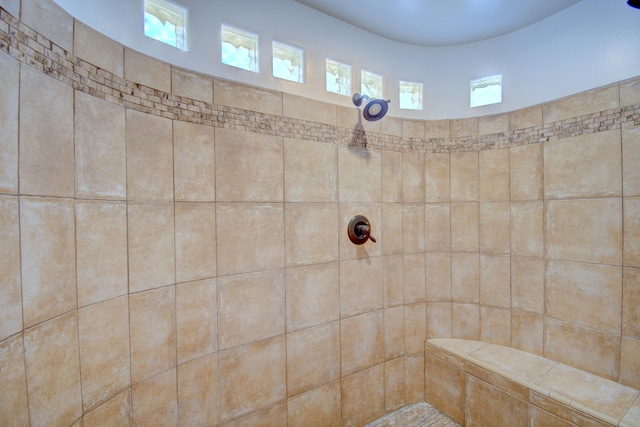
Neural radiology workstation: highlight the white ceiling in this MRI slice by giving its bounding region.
[292,0,583,47]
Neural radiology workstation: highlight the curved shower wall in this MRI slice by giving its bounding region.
[0,0,639,425]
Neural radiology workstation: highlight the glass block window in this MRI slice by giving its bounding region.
[273,41,304,83]
[361,70,383,99]
[144,0,188,50]
[470,74,502,108]
[326,59,352,96]
[399,81,423,110]
[221,24,259,73]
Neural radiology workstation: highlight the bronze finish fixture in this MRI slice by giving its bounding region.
[348,215,377,245]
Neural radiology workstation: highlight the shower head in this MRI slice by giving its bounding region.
[628,0,640,8]
[352,93,391,121]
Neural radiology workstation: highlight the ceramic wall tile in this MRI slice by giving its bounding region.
[479,202,510,254]
[425,152,450,203]
[338,146,382,202]
[0,52,19,194]
[173,120,215,202]
[479,148,509,201]
[74,21,123,77]
[283,93,335,126]
[340,256,383,318]
[176,279,217,364]
[451,252,479,303]
[450,151,479,202]
[622,267,640,339]
[175,202,216,282]
[131,368,178,426]
[402,151,425,202]
[509,105,542,130]
[479,255,510,308]
[510,143,543,201]
[425,203,450,253]
[340,311,384,376]
[287,381,341,427]
[511,256,544,314]
[404,303,426,354]
[215,78,282,115]
[82,390,132,427]
[543,85,619,123]
[0,196,21,340]
[341,365,384,427]
[285,203,339,266]
[425,253,451,302]
[624,197,640,267]
[284,138,337,202]
[383,255,404,308]
[0,334,29,427]
[124,48,171,92]
[21,0,73,51]
[384,357,405,411]
[172,67,213,104]
[404,253,426,304]
[177,354,218,426]
[451,202,479,252]
[510,201,544,257]
[384,306,404,360]
[382,150,403,202]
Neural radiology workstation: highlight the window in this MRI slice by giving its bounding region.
[399,81,423,110]
[361,70,383,99]
[325,59,351,96]
[470,74,502,108]
[273,41,304,83]
[221,24,259,72]
[144,0,188,50]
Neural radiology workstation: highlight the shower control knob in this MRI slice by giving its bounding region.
[348,215,377,245]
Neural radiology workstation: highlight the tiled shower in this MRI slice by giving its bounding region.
[1,0,639,426]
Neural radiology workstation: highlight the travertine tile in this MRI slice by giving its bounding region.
[383,255,404,307]
[216,203,284,275]
[287,381,342,427]
[625,198,640,267]
[403,152,425,202]
[175,202,216,282]
[511,256,544,314]
[287,322,340,396]
[217,270,285,350]
[340,257,383,318]
[381,116,403,137]
[450,151,478,201]
[450,117,478,138]
[75,91,126,199]
[479,202,510,254]
[24,312,82,427]
[131,368,178,426]
[480,306,511,346]
[384,357,405,411]
[479,255,510,308]
[451,303,480,339]
[466,375,528,427]
[129,286,176,384]
[0,196,21,341]
[83,390,132,427]
[620,337,640,389]
[403,203,426,254]
[529,390,612,427]
[338,146,382,202]
[21,197,76,328]
[78,296,131,411]
[510,201,544,257]
[623,267,640,339]
[127,202,175,293]
[341,311,384,376]
[218,336,286,423]
[425,203,450,253]
[479,114,508,135]
[173,120,215,202]
[511,310,543,355]
[403,119,424,138]
[451,252,479,303]
[0,52,18,194]
[384,306,404,360]
[20,66,74,197]
[341,365,385,427]
[382,150,403,202]
[216,78,282,115]
[426,302,452,338]
[546,198,622,265]
[382,203,403,255]
[286,262,340,332]
[509,105,542,130]
[424,120,450,138]
[404,303,426,354]
[424,354,465,424]
[177,354,218,426]
[76,200,128,307]
[623,127,640,197]
[543,85,619,123]
[215,128,283,202]
[124,48,171,92]
[283,93,335,126]
[126,109,173,201]
[404,253,426,304]
[224,402,287,427]
[546,260,622,333]
[544,130,622,199]
[510,143,543,201]
[74,21,123,77]
[426,253,451,302]
[172,67,213,104]
[21,0,73,51]
[0,0,19,17]
[479,148,509,201]
[425,152,451,203]
[176,279,217,364]
[284,138,337,202]
[620,76,640,107]
[339,203,382,260]
[0,334,29,427]
[285,203,339,266]
[451,202,479,252]
[544,317,621,381]
[405,353,425,404]
[620,395,640,427]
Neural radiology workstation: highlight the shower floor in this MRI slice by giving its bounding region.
[365,402,461,427]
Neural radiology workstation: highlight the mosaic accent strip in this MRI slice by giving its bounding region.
[1,7,639,154]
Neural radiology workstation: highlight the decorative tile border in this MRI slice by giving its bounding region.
[1,7,639,154]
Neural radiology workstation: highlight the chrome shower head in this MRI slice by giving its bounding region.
[352,93,391,122]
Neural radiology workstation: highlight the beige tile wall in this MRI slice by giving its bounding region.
[0,2,639,425]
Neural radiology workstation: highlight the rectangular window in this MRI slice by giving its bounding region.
[273,41,304,83]
[470,74,502,108]
[361,70,383,99]
[221,24,259,73]
[144,0,188,51]
[325,59,352,96]
[399,81,423,110]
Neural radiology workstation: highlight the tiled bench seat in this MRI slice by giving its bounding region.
[424,338,640,427]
